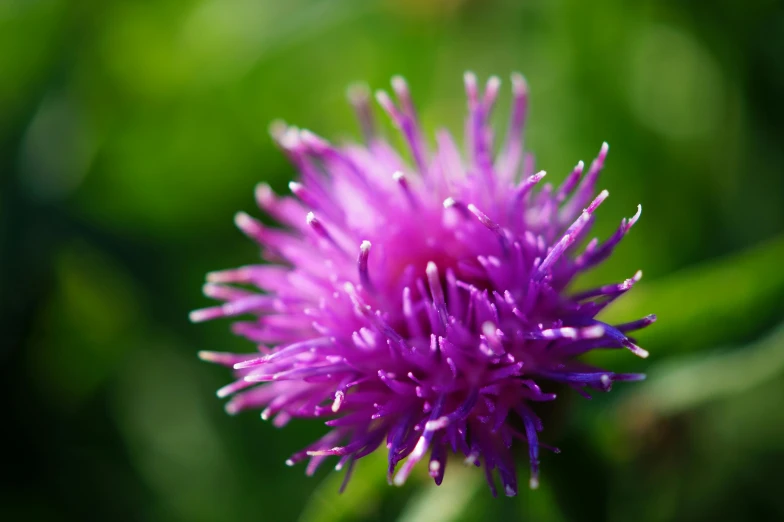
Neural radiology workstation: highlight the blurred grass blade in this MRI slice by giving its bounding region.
[600,233,784,355]
[620,322,784,418]
[298,452,390,522]
[396,463,482,522]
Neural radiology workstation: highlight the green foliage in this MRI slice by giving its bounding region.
[2,0,783,521]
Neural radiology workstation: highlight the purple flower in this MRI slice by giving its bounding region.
[192,73,653,496]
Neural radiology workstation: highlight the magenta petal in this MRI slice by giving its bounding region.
[192,73,651,495]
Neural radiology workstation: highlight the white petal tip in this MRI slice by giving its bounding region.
[268,119,287,138]
[375,89,392,105]
[206,270,229,283]
[481,321,497,336]
[233,357,262,370]
[274,125,301,150]
[197,351,216,362]
[511,72,527,92]
[630,204,642,224]
[391,75,407,90]
[585,325,605,338]
[189,309,210,323]
[346,83,370,102]
[629,343,650,358]
[233,211,252,227]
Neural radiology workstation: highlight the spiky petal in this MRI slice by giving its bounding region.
[192,73,652,496]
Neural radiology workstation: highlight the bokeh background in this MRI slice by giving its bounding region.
[2,0,784,520]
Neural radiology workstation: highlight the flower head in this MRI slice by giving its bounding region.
[192,73,653,496]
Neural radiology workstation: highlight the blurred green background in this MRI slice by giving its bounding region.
[2,0,784,520]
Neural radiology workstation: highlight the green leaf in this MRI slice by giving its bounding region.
[619,321,784,419]
[599,233,784,357]
[298,452,391,522]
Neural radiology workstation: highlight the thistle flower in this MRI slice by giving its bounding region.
[192,73,654,496]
